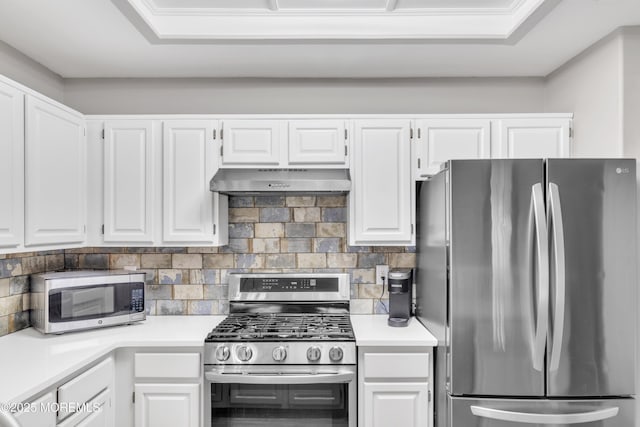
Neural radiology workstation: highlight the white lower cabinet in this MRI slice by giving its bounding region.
[130,351,201,427]
[14,392,56,427]
[57,357,115,424]
[363,382,429,427]
[16,357,114,427]
[57,388,113,427]
[359,348,432,427]
[134,383,199,427]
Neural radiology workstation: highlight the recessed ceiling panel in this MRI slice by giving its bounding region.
[276,0,389,11]
[127,0,551,39]
[151,0,272,9]
[394,0,520,11]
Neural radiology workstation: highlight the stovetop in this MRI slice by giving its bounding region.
[204,273,355,365]
[206,313,355,342]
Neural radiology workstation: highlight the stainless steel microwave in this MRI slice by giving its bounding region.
[31,270,146,334]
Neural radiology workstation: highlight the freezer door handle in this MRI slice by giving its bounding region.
[470,405,619,424]
[531,183,549,372]
[548,182,566,372]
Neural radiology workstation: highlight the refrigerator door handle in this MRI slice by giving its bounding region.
[548,182,566,372]
[531,183,549,372]
[470,405,619,424]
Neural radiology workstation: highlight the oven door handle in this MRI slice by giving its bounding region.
[205,370,355,385]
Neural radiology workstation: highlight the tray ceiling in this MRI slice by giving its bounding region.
[127,0,547,39]
[1,0,640,78]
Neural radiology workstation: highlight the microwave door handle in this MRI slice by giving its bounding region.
[531,183,549,372]
[205,371,355,385]
[548,182,566,372]
[470,405,619,424]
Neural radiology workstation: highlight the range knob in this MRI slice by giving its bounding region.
[307,346,322,362]
[236,345,253,362]
[329,346,344,362]
[272,346,287,362]
[215,345,230,362]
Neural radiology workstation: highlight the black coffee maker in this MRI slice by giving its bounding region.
[387,268,412,327]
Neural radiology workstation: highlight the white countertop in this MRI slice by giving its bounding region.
[0,316,225,404]
[351,315,437,347]
[0,314,436,405]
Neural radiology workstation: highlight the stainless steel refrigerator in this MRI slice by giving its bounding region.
[416,159,637,427]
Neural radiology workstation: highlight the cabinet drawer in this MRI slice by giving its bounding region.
[14,392,56,427]
[363,353,429,380]
[56,388,111,427]
[57,357,113,421]
[135,353,200,378]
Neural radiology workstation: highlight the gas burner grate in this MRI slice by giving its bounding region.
[206,313,355,342]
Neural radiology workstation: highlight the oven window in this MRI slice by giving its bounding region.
[210,383,349,426]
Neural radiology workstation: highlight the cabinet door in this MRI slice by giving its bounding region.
[497,118,571,158]
[104,121,155,243]
[288,120,348,165]
[220,120,284,166]
[0,80,24,249]
[14,391,56,427]
[363,383,429,427]
[134,383,199,427]
[350,120,414,246]
[416,119,491,178]
[25,95,86,246]
[163,120,218,243]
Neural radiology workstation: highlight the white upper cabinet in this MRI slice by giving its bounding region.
[103,120,156,243]
[25,95,86,247]
[414,115,573,179]
[0,79,24,249]
[288,120,348,166]
[220,120,285,166]
[415,119,491,177]
[350,120,414,246]
[496,118,571,158]
[163,120,225,244]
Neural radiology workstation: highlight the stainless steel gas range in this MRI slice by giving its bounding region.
[203,273,356,427]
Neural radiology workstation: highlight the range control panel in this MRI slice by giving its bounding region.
[239,277,339,292]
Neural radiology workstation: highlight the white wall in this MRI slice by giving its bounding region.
[0,40,64,102]
[63,77,545,114]
[544,31,624,157]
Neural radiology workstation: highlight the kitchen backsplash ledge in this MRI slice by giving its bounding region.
[0,195,415,337]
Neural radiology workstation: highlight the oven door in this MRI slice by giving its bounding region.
[204,365,356,427]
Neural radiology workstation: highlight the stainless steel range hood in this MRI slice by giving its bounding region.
[210,168,351,195]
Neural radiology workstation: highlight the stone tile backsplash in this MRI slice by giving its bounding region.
[0,195,415,337]
[0,250,65,337]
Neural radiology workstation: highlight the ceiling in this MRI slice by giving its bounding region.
[0,0,639,78]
